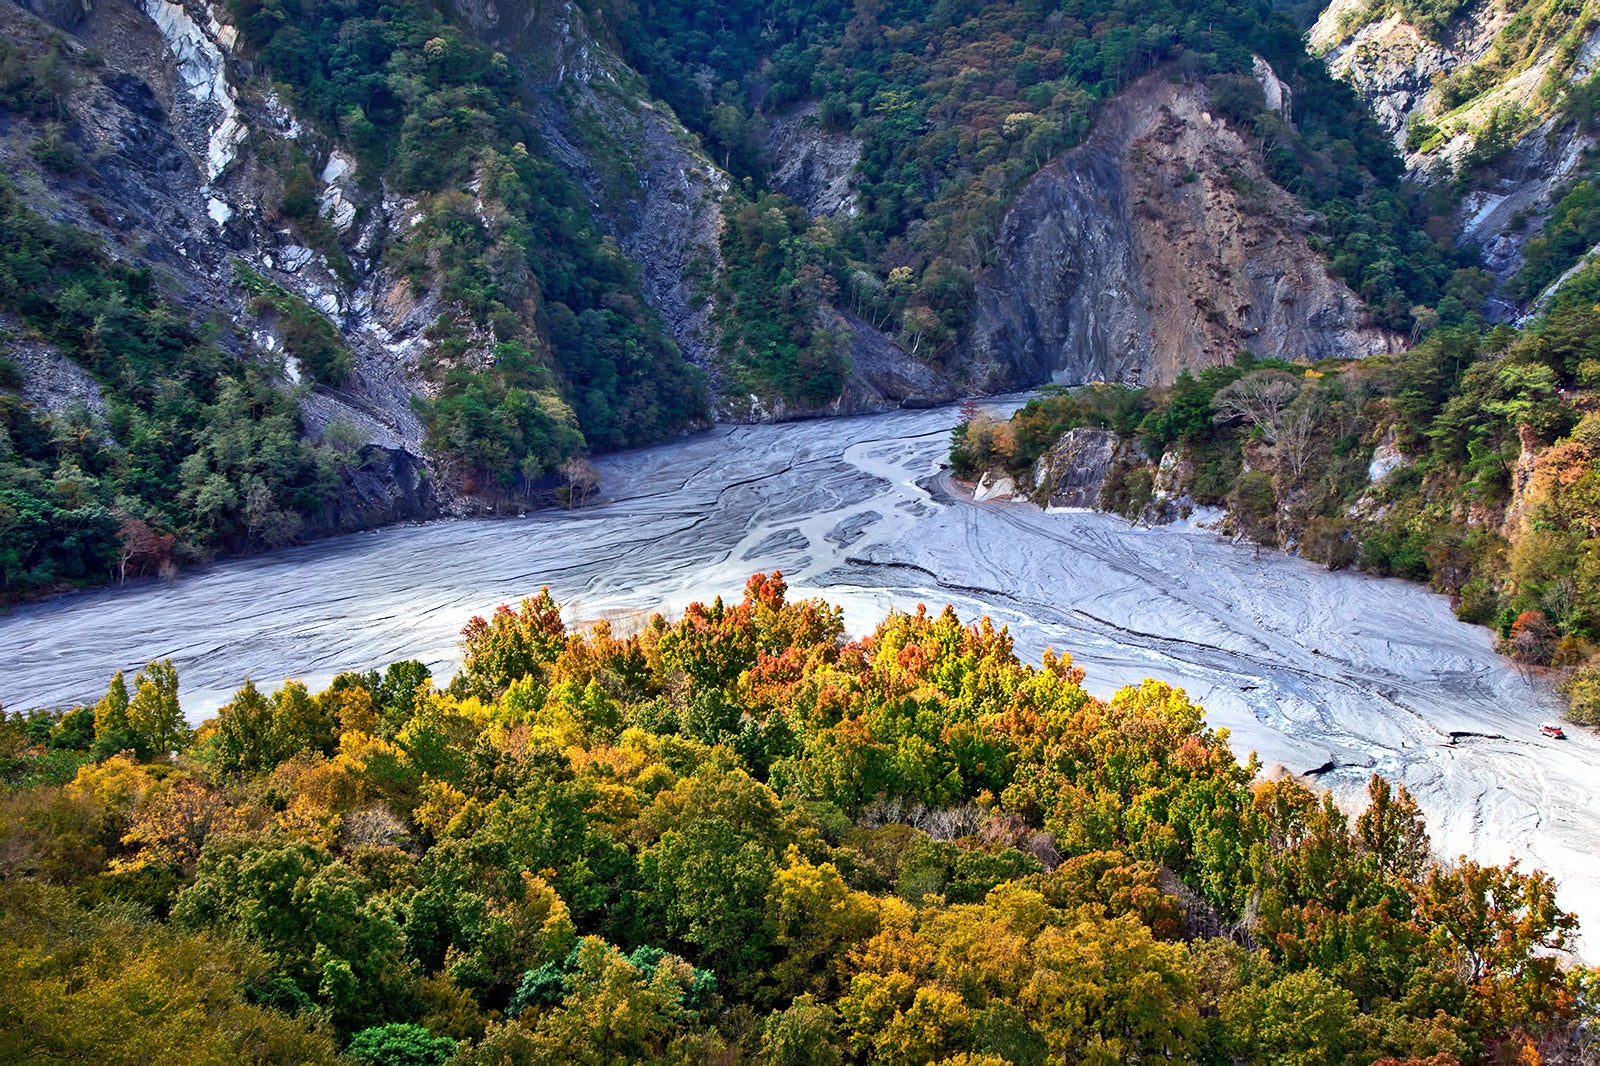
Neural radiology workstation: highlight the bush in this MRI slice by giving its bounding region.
[1230,470,1278,545]
[347,1023,457,1066]
[1300,517,1358,570]
[233,264,353,386]
[0,354,24,389]
[1559,663,1600,724]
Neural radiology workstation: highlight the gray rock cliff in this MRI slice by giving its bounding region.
[968,75,1400,391]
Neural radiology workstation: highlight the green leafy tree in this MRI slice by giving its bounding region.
[346,1023,456,1066]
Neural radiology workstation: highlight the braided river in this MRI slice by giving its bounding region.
[3,403,1596,945]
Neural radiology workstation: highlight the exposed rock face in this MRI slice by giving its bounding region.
[1030,428,1124,508]
[764,103,862,217]
[1309,0,1503,161]
[968,75,1401,391]
[972,470,1018,501]
[310,447,446,535]
[1502,422,1545,538]
[827,307,959,411]
[1463,123,1600,306]
[1,0,441,512]
[1252,55,1292,116]
[1310,0,1600,301]
[1368,430,1411,485]
[4,328,108,424]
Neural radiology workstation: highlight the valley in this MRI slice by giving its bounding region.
[4,399,1595,945]
[5,0,1600,1054]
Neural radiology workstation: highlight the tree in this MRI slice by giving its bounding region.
[1415,858,1576,1024]
[346,1023,456,1066]
[641,818,777,983]
[207,678,341,777]
[767,848,882,998]
[0,881,341,1064]
[1357,775,1430,882]
[763,996,845,1066]
[125,660,187,759]
[206,680,275,776]
[1221,969,1361,1066]
[172,838,417,1034]
[92,661,187,760]
[115,518,174,584]
[522,937,718,1063]
[1275,390,1322,482]
[1212,369,1303,444]
[557,457,599,509]
[459,591,567,696]
[1504,610,1556,665]
[1230,470,1279,548]
[91,671,132,758]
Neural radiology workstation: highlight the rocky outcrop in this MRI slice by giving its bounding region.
[1463,124,1599,304]
[1029,428,1125,509]
[1310,0,1600,300]
[972,470,1018,501]
[968,74,1401,391]
[764,103,862,217]
[1309,0,1507,162]
[827,307,959,410]
[2,318,108,424]
[1367,429,1412,485]
[308,446,446,535]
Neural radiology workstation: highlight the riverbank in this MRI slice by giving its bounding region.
[2,403,1594,951]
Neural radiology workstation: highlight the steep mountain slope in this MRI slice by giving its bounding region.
[0,0,1474,600]
[968,74,1402,389]
[1311,0,1600,304]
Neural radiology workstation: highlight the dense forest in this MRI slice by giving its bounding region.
[0,177,342,596]
[1,573,1591,1064]
[952,254,1600,723]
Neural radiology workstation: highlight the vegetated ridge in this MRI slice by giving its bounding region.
[0,573,1590,1063]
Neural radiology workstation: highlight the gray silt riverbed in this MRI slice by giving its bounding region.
[3,402,1596,950]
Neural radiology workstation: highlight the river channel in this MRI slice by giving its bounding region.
[3,403,1596,942]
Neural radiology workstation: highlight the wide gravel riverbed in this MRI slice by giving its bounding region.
[4,403,1596,946]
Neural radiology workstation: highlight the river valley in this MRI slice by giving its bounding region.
[3,403,1597,945]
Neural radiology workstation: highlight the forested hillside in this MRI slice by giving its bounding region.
[1,574,1591,1063]
[0,2,707,602]
[0,0,1502,602]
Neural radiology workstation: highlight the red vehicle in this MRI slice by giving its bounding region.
[1540,722,1566,739]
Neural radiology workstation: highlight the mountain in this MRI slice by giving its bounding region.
[1310,0,1600,312]
[949,0,1600,730]
[0,0,1480,600]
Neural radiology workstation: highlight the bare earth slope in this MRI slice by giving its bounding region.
[967,75,1401,389]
